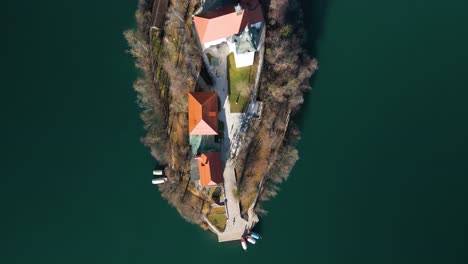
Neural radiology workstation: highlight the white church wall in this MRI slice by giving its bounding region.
[234,51,255,68]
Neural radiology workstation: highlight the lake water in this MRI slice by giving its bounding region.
[1,0,467,263]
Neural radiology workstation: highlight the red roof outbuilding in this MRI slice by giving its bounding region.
[196,152,223,186]
[188,92,218,135]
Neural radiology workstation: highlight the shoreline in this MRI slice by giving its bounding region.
[126,0,316,244]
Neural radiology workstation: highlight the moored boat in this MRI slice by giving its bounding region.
[152,170,163,176]
[246,236,256,245]
[152,177,167,185]
[250,232,261,240]
[241,237,247,251]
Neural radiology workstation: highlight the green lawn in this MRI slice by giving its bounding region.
[210,206,226,215]
[207,207,227,231]
[227,53,257,113]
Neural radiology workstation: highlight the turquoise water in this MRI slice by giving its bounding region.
[1,0,467,263]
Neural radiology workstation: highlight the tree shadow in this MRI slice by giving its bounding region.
[300,0,331,58]
[202,0,239,12]
[294,0,331,129]
[250,218,263,234]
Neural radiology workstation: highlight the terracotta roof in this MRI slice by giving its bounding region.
[188,92,218,135]
[194,7,244,44]
[194,0,264,44]
[240,0,264,29]
[196,152,223,186]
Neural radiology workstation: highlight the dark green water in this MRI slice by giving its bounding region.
[2,0,468,263]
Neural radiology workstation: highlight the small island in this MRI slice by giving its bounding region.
[125,0,317,245]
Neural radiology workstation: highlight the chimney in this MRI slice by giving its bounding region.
[234,3,243,15]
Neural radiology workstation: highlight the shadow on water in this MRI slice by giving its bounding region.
[250,217,264,234]
[300,0,331,58]
[294,0,331,129]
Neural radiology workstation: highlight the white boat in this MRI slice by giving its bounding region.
[241,237,247,251]
[152,170,163,176]
[152,177,167,185]
[246,236,256,245]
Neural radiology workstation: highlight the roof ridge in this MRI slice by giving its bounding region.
[190,92,216,105]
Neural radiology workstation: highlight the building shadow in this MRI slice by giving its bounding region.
[204,43,233,169]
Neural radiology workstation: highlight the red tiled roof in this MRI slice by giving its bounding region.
[188,92,218,135]
[241,0,264,29]
[194,0,264,44]
[196,152,223,186]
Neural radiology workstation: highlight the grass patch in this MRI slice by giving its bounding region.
[207,207,227,232]
[227,53,256,113]
[210,206,226,215]
[239,191,257,217]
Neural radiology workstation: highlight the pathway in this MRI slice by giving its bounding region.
[150,0,169,29]
[204,43,248,242]
[206,43,243,164]
[218,159,248,242]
